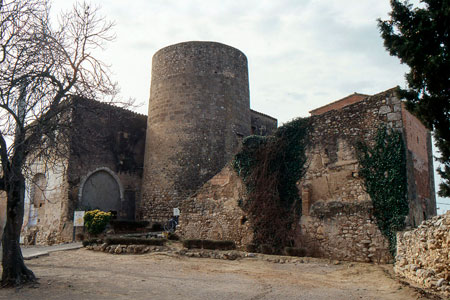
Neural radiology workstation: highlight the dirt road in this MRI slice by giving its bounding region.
[0,248,432,300]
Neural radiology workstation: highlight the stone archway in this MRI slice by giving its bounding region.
[78,167,123,213]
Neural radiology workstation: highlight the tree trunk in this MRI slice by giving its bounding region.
[1,179,35,287]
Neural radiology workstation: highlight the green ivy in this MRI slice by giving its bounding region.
[233,117,310,252]
[356,127,408,255]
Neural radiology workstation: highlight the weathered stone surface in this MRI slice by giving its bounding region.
[141,41,252,223]
[395,211,450,297]
[299,201,391,263]
[20,98,148,245]
[178,165,253,249]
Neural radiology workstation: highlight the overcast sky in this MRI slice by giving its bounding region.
[51,0,449,213]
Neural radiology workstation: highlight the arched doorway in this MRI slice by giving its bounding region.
[79,168,123,214]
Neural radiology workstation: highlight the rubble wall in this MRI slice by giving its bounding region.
[22,158,70,245]
[178,165,253,249]
[297,89,403,261]
[395,212,450,297]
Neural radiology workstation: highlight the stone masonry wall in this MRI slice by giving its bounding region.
[178,165,253,249]
[250,109,277,136]
[395,211,450,297]
[20,98,147,245]
[402,104,436,225]
[299,201,391,263]
[22,157,70,245]
[68,98,147,226]
[141,42,251,223]
[297,88,404,262]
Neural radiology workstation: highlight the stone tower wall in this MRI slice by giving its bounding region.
[141,41,251,222]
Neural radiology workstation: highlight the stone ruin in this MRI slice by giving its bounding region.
[395,211,450,296]
[0,41,437,264]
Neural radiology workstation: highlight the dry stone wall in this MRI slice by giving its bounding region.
[395,211,450,297]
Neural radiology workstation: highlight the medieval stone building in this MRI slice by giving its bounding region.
[16,41,277,245]
[0,41,435,263]
[177,87,436,262]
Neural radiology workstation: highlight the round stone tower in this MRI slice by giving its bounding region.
[141,41,251,222]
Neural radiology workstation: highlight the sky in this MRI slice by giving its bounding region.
[51,0,449,214]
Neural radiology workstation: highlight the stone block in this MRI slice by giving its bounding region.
[387,112,401,121]
[378,105,392,114]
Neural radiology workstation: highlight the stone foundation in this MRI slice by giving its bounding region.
[298,201,392,263]
[395,211,450,297]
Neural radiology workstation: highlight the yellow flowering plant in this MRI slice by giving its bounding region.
[84,209,112,235]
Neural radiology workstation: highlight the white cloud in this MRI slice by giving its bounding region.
[49,0,409,120]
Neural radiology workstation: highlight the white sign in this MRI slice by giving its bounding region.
[173,207,180,216]
[74,211,85,227]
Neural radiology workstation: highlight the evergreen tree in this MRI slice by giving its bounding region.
[378,0,450,196]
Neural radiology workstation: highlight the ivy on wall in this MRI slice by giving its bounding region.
[233,117,310,253]
[356,126,408,255]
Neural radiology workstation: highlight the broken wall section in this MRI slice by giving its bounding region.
[298,89,406,262]
[21,156,70,245]
[178,165,253,249]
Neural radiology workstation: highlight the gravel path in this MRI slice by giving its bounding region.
[0,248,432,300]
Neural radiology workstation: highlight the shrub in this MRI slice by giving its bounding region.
[104,237,166,246]
[183,239,202,249]
[151,223,163,231]
[260,244,274,255]
[246,243,258,253]
[110,220,149,232]
[202,240,236,250]
[84,210,112,235]
[284,247,306,257]
[167,233,180,241]
[183,239,236,250]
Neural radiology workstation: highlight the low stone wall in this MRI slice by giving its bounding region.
[178,165,253,249]
[298,201,392,263]
[395,211,450,296]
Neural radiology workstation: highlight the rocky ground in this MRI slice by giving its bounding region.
[0,246,441,300]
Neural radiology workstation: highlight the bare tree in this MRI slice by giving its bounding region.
[0,0,116,286]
